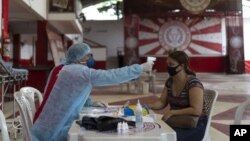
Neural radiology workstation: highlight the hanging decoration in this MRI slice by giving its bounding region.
[124,14,140,65]
[229,16,243,49]
[180,0,211,14]
[227,14,244,74]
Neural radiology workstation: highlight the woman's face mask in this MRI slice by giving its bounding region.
[78,54,91,65]
[168,64,181,76]
[86,57,95,68]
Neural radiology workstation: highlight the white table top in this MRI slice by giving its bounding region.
[68,114,176,141]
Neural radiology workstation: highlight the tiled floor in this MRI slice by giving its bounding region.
[2,72,250,141]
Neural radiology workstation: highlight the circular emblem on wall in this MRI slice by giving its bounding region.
[230,35,243,49]
[158,21,191,51]
[180,0,211,14]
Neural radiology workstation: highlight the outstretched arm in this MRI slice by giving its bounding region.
[89,64,143,86]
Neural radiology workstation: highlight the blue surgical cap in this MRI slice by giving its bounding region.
[65,43,91,64]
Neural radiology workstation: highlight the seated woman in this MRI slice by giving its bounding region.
[146,51,207,141]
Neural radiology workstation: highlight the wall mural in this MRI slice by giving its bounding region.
[138,17,224,56]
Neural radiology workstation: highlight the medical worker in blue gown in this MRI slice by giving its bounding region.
[31,42,153,141]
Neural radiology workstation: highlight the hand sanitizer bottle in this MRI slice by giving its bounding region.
[135,99,143,131]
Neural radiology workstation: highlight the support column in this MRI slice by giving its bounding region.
[0,0,2,40]
[1,0,9,61]
[12,34,20,66]
[2,0,8,38]
[36,21,48,66]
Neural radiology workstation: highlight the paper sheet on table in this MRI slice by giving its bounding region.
[125,115,155,122]
[80,106,122,118]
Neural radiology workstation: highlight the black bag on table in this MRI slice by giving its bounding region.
[76,116,135,131]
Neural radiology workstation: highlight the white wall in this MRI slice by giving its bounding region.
[92,48,107,61]
[20,34,36,60]
[82,20,124,68]
[22,0,47,19]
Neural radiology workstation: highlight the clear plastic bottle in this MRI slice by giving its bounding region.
[135,99,143,131]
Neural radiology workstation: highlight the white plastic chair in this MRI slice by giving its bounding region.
[0,110,10,141]
[202,89,218,141]
[234,99,250,124]
[14,91,33,141]
[20,86,43,116]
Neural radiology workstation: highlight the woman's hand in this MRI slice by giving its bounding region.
[161,110,173,121]
[92,101,107,107]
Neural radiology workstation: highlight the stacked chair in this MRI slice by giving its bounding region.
[0,58,28,139]
[14,87,43,141]
[20,86,43,117]
[0,110,10,141]
[14,91,33,141]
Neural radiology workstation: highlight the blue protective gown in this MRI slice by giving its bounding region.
[31,64,142,141]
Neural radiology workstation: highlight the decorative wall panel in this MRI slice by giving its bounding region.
[138,17,224,56]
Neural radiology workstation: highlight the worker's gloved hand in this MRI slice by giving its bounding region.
[140,62,154,72]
